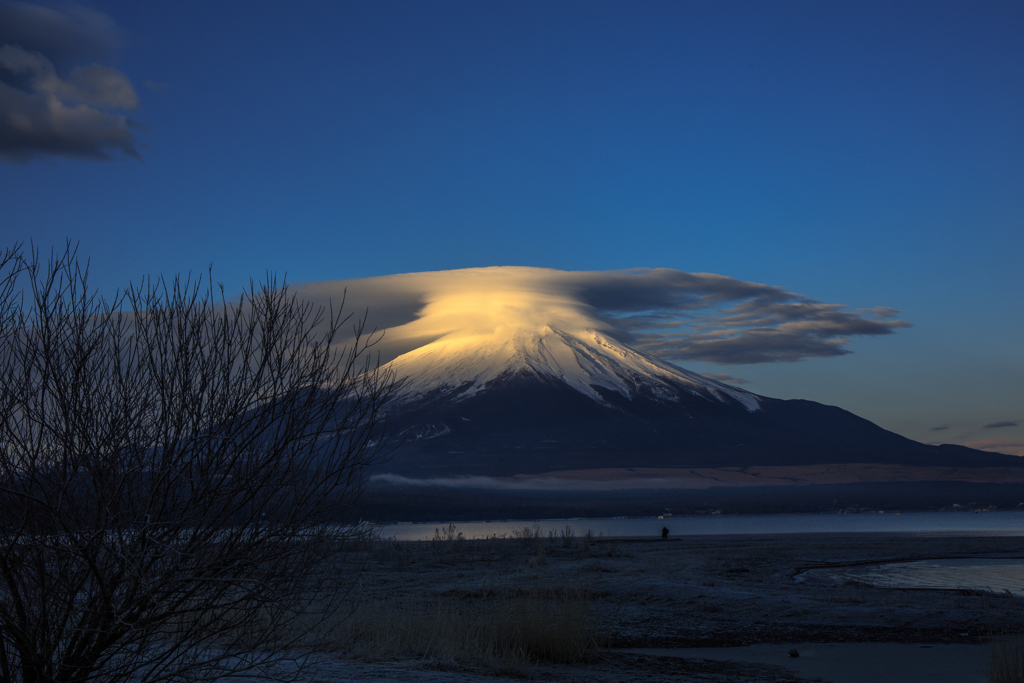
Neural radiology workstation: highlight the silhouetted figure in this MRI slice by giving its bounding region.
[789,649,800,658]
[661,526,669,539]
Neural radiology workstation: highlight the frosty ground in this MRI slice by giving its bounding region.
[261,530,1024,682]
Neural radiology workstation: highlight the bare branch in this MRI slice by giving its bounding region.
[0,244,392,683]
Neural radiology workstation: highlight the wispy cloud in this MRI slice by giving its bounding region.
[294,266,910,367]
[593,270,911,364]
[0,1,142,162]
[983,421,1018,429]
[930,425,950,431]
[961,440,1024,457]
[701,372,749,385]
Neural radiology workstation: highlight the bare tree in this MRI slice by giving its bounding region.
[0,244,392,683]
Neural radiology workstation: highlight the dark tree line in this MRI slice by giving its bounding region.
[0,244,393,682]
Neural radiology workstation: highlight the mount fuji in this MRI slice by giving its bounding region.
[375,315,1017,484]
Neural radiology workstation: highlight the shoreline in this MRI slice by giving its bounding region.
[378,509,1024,541]
[303,531,1024,682]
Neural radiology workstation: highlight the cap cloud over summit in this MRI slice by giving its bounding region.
[294,266,910,368]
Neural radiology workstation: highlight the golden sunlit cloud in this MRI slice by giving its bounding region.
[294,266,910,367]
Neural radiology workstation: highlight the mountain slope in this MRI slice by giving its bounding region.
[376,324,1019,479]
[388,325,758,411]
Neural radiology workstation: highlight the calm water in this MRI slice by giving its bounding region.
[380,509,1024,541]
[800,558,1024,595]
[619,643,989,683]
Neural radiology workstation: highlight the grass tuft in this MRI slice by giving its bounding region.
[337,583,603,671]
[989,634,1024,683]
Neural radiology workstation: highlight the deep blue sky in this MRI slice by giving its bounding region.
[1,1,1022,452]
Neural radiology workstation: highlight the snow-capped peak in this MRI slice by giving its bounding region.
[384,324,760,411]
[371,269,759,411]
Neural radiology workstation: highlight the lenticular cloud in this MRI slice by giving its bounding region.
[293,266,910,367]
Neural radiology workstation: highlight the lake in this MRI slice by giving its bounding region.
[380,509,1024,541]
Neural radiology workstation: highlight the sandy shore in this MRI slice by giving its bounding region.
[295,531,1024,682]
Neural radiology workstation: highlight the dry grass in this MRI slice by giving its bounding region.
[988,634,1024,683]
[683,594,724,613]
[321,526,611,672]
[423,523,605,563]
[335,583,603,671]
